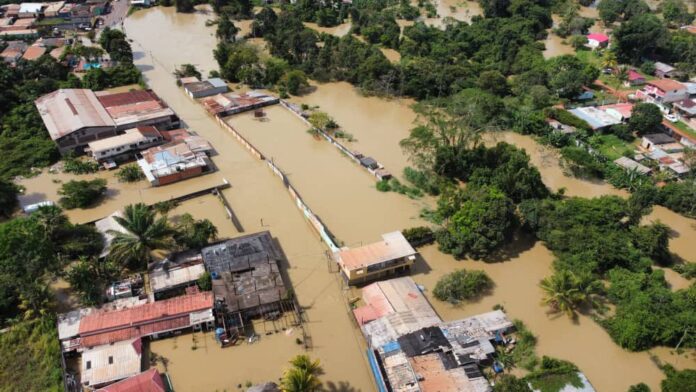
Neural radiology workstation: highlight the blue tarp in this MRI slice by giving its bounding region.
[381,341,400,354]
[366,349,388,392]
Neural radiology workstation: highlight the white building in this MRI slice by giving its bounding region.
[87,126,163,162]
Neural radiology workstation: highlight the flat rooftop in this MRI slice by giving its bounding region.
[335,231,416,271]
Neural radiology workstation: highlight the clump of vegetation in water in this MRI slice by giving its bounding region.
[432,269,492,304]
[525,357,583,392]
[401,226,434,247]
[661,365,696,392]
[116,164,145,182]
[63,157,100,175]
[173,213,218,249]
[375,178,422,199]
[174,63,202,85]
[152,200,179,215]
[58,178,107,209]
[281,355,322,392]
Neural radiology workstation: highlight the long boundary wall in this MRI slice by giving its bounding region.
[214,113,340,253]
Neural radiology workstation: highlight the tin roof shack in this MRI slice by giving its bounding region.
[81,338,143,388]
[641,133,678,151]
[201,232,291,331]
[35,89,177,155]
[160,128,213,154]
[674,99,696,118]
[137,139,212,186]
[334,231,416,285]
[182,77,228,99]
[201,90,280,116]
[614,156,651,175]
[654,62,677,79]
[568,106,623,130]
[87,126,164,162]
[149,251,206,300]
[98,368,167,392]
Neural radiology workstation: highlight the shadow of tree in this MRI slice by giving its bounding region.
[323,380,360,392]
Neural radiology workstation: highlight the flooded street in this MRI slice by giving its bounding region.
[121,6,694,392]
[126,8,375,392]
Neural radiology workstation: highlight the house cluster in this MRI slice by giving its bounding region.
[0,0,107,37]
[35,88,216,185]
[58,229,296,390]
[0,35,71,64]
[352,277,543,392]
[200,89,280,116]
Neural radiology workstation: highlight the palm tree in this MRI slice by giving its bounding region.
[539,270,601,318]
[281,355,322,392]
[601,51,618,72]
[108,203,175,270]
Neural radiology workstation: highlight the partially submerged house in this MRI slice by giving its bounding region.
[586,33,609,49]
[35,89,178,154]
[87,126,164,162]
[333,231,417,285]
[613,156,651,175]
[356,277,514,392]
[149,251,206,300]
[137,138,212,186]
[201,232,290,330]
[201,91,280,116]
[97,368,167,392]
[81,338,143,388]
[94,210,130,259]
[182,77,228,98]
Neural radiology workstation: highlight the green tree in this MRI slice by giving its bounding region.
[67,257,120,305]
[0,179,18,217]
[175,0,194,13]
[539,270,602,318]
[174,63,201,80]
[281,70,309,95]
[197,271,212,291]
[627,383,650,392]
[281,355,323,392]
[436,186,516,259]
[493,374,533,392]
[613,14,668,64]
[432,269,493,304]
[628,103,662,136]
[108,203,175,270]
[116,164,145,182]
[662,0,694,27]
[216,16,240,43]
[58,179,107,209]
[546,55,599,99]
[661,366,696,392]
[173,213,218,249]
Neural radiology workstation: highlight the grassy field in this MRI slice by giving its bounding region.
[673,120,696,140]
[594,134,635,161]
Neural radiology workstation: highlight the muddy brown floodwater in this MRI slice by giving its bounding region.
[123,7,694,392]
[125,7,375,392]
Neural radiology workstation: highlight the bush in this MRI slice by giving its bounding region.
[401,226,434,247]
[197,271,212,291]
[58,179,107,209]
[547,108,592,132]
[432,269,493,304]
[63,157,100,174]
[657,181,696,218]
[560,146,606,179]
[525,357,582,392]
[661,366,696,392]
[376,179,391,192]
[403,167,441,195]
[116,164,145,182]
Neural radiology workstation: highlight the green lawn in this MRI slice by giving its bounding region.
[35,18,71,26]
[594,134,635,161]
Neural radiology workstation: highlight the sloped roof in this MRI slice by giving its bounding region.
[35,89,115,140]
[21,45,44,60]
[586,33,608,43]
[648,79,685,92]
[81,339,142,387]
[335,231,416,271]
[98,368,166,392]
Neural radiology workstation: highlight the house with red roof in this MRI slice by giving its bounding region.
[586,33,609,49]
[97,368,167,392]
[626,70,646,86]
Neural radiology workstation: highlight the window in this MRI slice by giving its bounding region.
[86,361,91,370]
[108,356,113,364]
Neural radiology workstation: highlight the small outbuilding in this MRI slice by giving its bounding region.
[586,33,609,49]
[182,77,228,99]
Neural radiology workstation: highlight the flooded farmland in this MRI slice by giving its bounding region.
[121,6,694,392]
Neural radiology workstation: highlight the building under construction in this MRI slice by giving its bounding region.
[201,231,299,336]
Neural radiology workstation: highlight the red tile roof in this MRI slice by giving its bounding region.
[78,292,213,347]
[98,368,166,392]
[587,33,609,43]
[648,79,686,92]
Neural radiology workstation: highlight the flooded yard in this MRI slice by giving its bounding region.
[122,6,695,392]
